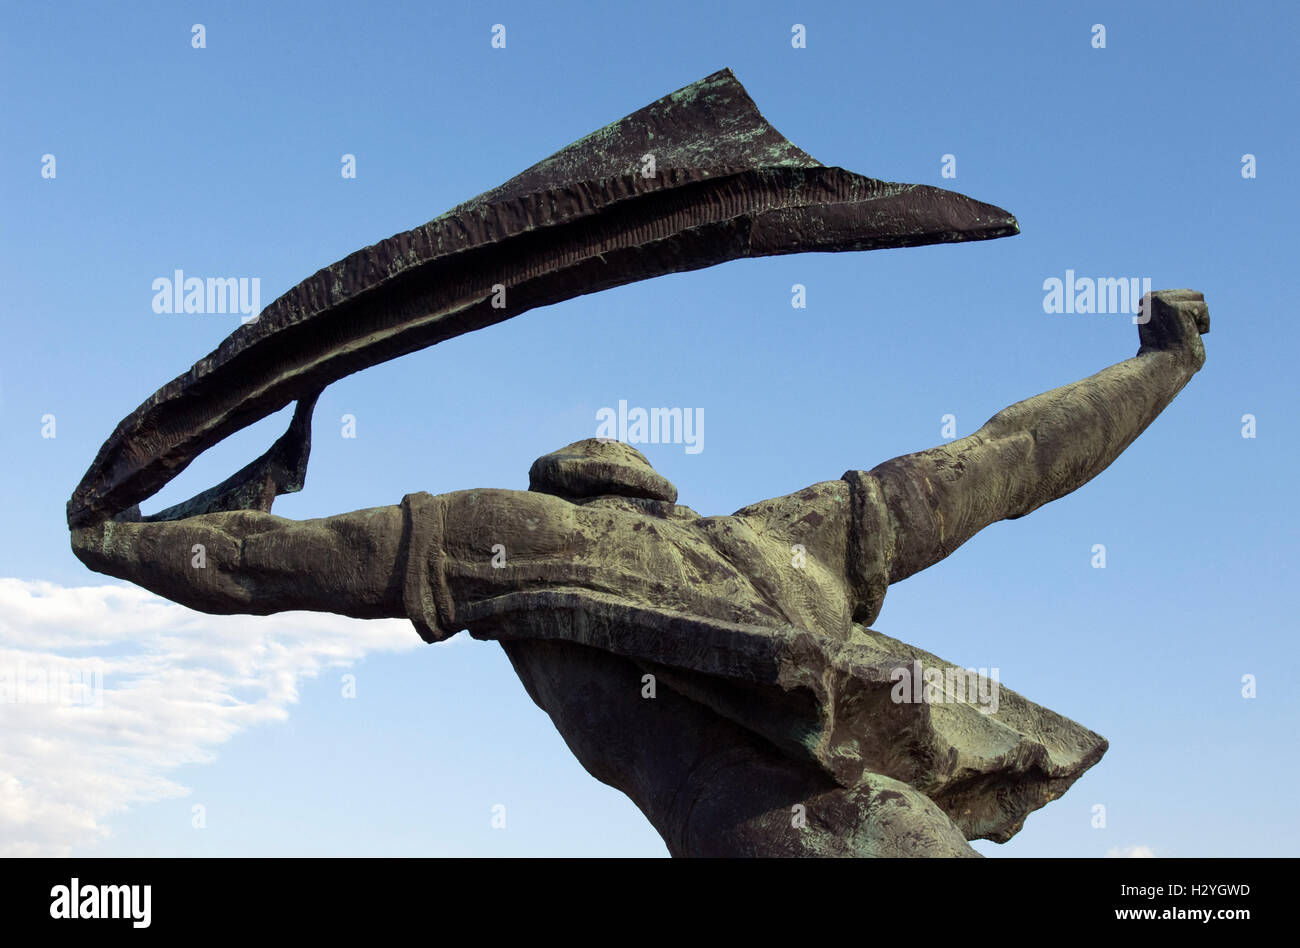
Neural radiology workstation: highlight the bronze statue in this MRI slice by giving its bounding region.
[67,70,1210,856]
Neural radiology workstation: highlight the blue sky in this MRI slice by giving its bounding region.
[1,0,1296,856]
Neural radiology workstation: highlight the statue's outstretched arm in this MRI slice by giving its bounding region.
[865,290,1209,584]
[70,504,408,620]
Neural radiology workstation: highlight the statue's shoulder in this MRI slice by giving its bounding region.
[732,479,853,528]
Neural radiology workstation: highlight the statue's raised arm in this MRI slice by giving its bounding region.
[857,290,1209,584]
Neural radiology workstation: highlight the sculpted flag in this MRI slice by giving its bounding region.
[67,67,1017,528]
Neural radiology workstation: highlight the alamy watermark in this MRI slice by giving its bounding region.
[596,399,703,454]
[890,659,1000,714]
[0,662,104,707]
[1042,270,1152,324]
[152,269,261,323]
[50,878,150,928]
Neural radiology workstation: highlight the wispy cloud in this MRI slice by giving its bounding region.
[0,578,424,856]
[1106,845,1156,858]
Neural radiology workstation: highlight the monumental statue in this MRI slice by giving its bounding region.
[67,70,1209,856]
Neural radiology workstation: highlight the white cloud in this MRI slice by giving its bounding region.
[0,577,426,856]
[1106,844,1156,858]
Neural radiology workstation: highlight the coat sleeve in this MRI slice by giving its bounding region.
[399,491,459,643]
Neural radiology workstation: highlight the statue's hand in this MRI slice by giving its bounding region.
[1138,289,1210,371]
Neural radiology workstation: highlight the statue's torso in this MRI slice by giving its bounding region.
[401,479,874,650]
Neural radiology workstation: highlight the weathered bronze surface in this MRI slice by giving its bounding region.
[67,68,1017,530]
[68,70,1211,856]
